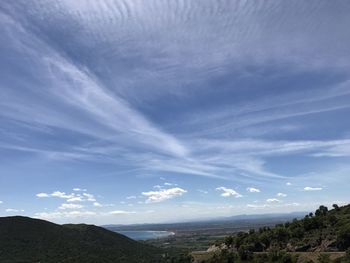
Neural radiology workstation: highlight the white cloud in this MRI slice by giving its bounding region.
[266,198,281,203]
[142,187,187,203]
[247,202,299,209]
[286,182,292,186]
[304,186,323,191]
[51,191,74,199]
[36,193,49,198]
[126,196,136,200]
[73,188,87,192]
[59,203,83,210]
[67,196,84,202]
[35,211,96,220]
[247,204,268,209]
[109,210,136,215]
[83,193,96,202]
[5,208,24,212]
[93,202,103,207]
[277,193,287,197]
[37,191,80,199]
[36,190,99,203]
[216,187,242,198]
[0,201,3,204]
[246,187,260,193]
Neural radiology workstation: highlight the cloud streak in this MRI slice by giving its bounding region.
[1,0,350,223]
[304,187,323,191]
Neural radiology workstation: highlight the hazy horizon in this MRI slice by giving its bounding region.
[1,0,350,225]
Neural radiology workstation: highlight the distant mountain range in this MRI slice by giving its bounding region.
[218,211,307,221]
[104,211,307,231]
[0,216,163,263]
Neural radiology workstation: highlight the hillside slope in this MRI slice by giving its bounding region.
[0,216,163,263]
[223,204,350,253]
[195,204,350,262]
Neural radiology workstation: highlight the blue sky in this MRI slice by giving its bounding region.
[0,0,350,224]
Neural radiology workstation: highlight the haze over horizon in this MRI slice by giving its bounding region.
[1,0,350,225]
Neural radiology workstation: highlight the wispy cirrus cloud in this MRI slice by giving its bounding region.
[5,208,24,213]
[247,202,300,210]
[304,187,323,191]
[73,188,87,192]
[109,210,136,215]
[1,0,350,224]
[59,203,83,210]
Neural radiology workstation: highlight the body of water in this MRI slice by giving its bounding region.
[117,230,175,240]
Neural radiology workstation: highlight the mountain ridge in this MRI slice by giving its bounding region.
[0,216,163,263]
[103,211,307,230]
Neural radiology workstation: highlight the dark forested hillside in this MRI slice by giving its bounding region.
[0,216,164,263]
[223,204,350,252]
[194,204,350,263]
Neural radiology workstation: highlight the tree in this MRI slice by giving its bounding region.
[274,227,289,242]
[237,245,253,261]
[315,206,328,217]
[291,226,304,239]
[224,236,234,247]
[328,214,337,226]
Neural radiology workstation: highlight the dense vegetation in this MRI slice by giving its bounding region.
[0,216,165,263]
[223,204,350,252]
[199,204,350,263]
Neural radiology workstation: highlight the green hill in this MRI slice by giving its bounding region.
[195,204,350,263]
[0,216,164,263]
[223,204,350,252]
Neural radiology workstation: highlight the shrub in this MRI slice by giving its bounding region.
[318,253,331,263]
[337,223,350,250]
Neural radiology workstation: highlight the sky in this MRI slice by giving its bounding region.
[0,0,350,225]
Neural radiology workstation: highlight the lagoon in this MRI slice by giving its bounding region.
[117,230,175,240]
